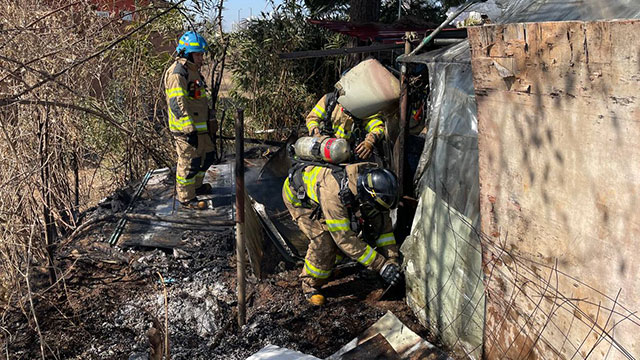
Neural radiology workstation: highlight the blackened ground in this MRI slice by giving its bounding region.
[3,213,434,360]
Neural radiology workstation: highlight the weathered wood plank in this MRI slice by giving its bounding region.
[469,20,640,360]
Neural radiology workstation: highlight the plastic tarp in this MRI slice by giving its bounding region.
[246,345,320,360]
[447,0,504,25]
[400,40,483,359]
[495,0,640,23]
[411,41,479,217]
[400,1,640,358]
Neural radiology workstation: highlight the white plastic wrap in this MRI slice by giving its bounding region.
[400,41,483,359]
[495,0,640,23]
[400,1,640,358]
[412,41,479,219]
[336,59,400,119]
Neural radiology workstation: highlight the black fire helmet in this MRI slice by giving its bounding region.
[356,168,399,211]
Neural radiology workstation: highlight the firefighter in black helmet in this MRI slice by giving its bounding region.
[282,163,402,306]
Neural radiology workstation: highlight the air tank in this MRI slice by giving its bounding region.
[293,137,351,164]
[335,58,400,119]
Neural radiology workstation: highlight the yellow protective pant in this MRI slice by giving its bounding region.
[282,187,386,294]
[175,134,215,202]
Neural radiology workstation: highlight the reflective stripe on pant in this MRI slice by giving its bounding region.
[175,134,215,202]
[282,188,337,292]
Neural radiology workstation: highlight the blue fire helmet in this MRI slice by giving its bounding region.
[176,31,208,56]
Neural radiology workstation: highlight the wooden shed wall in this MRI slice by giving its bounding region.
[469,20,640,359]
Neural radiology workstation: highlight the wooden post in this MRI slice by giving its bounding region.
[39,105,57,286]
[394,33,411,197]
[73,149,79,209]
[235,109,246,327]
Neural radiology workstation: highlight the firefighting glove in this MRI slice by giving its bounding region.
[186,132,198,148]
[355,139,374,159]
[311,127,321,137]
[379,262,401,286]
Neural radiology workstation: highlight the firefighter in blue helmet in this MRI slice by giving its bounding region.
[164,31,217,209]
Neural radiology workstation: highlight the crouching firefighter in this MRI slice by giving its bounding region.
[164,31,217,209]
[282,162,402,306]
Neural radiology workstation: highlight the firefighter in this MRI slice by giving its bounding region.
[282,163,402,306]
[305,91,385,161]
[164,31,217,209]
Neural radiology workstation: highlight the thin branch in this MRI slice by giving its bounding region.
[25,225,46,360]
[156,272,170,360]
[0,0,187,109]
[13,99,132,135]
[26,1,84,29]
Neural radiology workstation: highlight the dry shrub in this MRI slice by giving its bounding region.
[0,0,184,335]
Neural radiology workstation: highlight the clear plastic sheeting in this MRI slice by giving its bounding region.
[411,41,479,219]
[401,187,484,359]
[399,1,640,358]
[447,0,504,25]
[399,40,483,359]
[495,0,640,23]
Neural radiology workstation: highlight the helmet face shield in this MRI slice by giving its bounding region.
[359,202,381,218]
[357,168,399,212]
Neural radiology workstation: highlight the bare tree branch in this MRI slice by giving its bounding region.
[0,0,187,109]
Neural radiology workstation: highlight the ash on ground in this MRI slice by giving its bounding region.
[3,168,432,360]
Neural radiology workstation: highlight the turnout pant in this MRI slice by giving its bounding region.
[175,134,216,202]
[282,188,387,294]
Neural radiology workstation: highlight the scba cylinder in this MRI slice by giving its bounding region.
[294,137,351,164]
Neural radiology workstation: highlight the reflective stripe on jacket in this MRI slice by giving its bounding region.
[283,162,396,270]
[164,58,210,135]
[305,94,385,144]
[282,165,324,206]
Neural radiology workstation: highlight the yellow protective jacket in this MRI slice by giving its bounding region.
[164,58,211,135]
[305,93,385,145]
[283,163,397,270]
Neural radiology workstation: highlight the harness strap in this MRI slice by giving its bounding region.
[287,157,360,232]
[330,167,360,233]
[309,205,322,220]
[288,162,308,204]
[320,91,339,136]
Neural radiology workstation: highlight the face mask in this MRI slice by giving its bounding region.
[359,202,380,218]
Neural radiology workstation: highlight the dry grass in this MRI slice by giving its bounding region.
[0,1,188,357]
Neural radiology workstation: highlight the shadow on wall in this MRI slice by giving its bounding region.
[471,19,640,359]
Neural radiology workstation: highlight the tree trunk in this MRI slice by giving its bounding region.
[349,0,380,23]
[347,0,381,67]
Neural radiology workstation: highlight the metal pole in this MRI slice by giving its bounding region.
[399,0,484,60]
[107,169,153,245]
[394,33,411,197]
[235,109,246,328]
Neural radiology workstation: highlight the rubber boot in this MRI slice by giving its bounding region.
[181,198,207,210]
[305,290,326,307]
